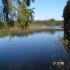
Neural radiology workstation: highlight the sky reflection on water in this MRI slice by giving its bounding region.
[0,30,70,70]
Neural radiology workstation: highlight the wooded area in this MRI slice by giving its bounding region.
[0,0,35,28]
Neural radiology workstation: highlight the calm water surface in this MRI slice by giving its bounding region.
[0,30,70,70]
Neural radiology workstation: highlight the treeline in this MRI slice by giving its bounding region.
[32,20,63,26]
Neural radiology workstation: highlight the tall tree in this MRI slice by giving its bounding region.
[63,0,70,36]
[63,0,70,47]
[18,5,34,28]
[2,0,10,22]
[2,0,35,27]
[17,0,35,28]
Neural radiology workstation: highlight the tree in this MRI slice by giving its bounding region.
[2,0,35,28]
[63,0,70,36]
[63,0,70,47]
[2,0,10,22]
[17,0,35,28]
[2,0,14,26]
[63,1,70,29]
[18,5,34,28]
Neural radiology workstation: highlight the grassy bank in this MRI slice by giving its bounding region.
[0,26,63,38]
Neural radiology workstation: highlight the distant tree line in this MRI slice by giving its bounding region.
[32,20,63,26]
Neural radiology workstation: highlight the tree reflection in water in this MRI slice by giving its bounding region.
[0,29,70,70]
[48,33,70,70]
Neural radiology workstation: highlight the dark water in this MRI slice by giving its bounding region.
[0,30,70,70]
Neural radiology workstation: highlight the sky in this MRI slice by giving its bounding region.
[0,0,67,20]
[31,0,67,20]
[0,0,3,12]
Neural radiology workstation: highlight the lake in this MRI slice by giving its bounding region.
[0,29,70,70]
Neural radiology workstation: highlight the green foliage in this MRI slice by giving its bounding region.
[1,0,35,29]
[16,0,34,29]
[18,5,34,28]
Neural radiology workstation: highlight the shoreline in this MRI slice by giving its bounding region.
[30,26,64,30]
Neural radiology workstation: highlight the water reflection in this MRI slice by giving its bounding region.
[0,29,70,70]
[0,29,63,38]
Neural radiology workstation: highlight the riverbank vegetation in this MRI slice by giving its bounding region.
[0,27,63,38]
[0,19,63,29]
[31,20,63,27]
